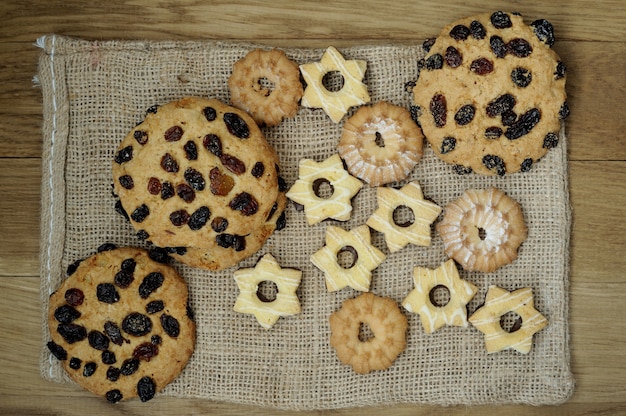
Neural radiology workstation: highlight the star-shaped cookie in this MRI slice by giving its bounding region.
[286,154,363,225]
[299,46,370,123]
[310,225,386,292]
[402,259,477,333]
[366,181,442,252]
[233,253,302,329]
[469,286,548,354]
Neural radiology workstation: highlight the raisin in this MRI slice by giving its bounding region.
[216,234,246,251]
[114,146,133,164]
[422,38,435,52]
[470,20,486,39]
[146,300,165,314]
[555,61,566,79]
[164,125,183,142]
[83,362,97,377]
[114,200,129,221]
[176,183,196,203]
[444,46,462,68]
[64,288,84,306]
[449,24,470,40]
[139,272,164,299]
[409,105,421,126]
[559,102,570,119]
[169,210,189,227]
[96,283,119,304]
[102,350,116,365]
[160,153,179,173]
[54,305,81,323]
[221,154,246,175]
[114,270,134,288]
[183,168,205,191]
[504,108,541,140]
[440,137,456,154]
[209,168,235,196]
[189,206,211,230]
[453,165,473,175]
[501,110,517,126]
[146,105,159,114]
[136,230,149,241]
[88,330,110,351]
[491,11,512,29]
[98,243,117,252]
[130,204,150,223]
[161,182,174,200]
[122,313,152,336]
[137,377,156,402]
[224,112,250,139]
[134,130,148,145]
[531,19,555,46]
[106,366,121,381]
[133,342,159,361]
[543,132,559,149]
[507,38,533,57]
[454,104,475,125]
[486,94,516,117]
[430,94,447,128]
[511,67,532,88]
[148,247,172,264]
[57,323,87,344]
[490,36,507,58]
[66,259,83,276]
[121,258,136,273]
[267,202,278,221]
[47,341,67,360]
[106,390,123,403]
[278,176,288,192]
[160,314,180,338]
[276,211,287,231]
[470,58,494,75]
[184,141,198,160]
[520,158,534,172]
[482,154,506,176]
[203,106,217,121]
[425,53,443,70]
[69,357,82,369]
[211,217,228,232]
[203,134,222,157]
[104,321,127,346]
[118,175,134,189]
[167,246,187,255]
[229,192,259,216]
[251,162,265,178]
[151,335,162,345]
[485,126,503,139]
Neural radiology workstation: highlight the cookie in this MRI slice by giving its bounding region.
[46,246,195,403]
[469,285,548,354]
[436,187,527,273]
[337,101,424,186]
[412,11,568,175]
[329,292,408,374]
[228,48,303,127]
[300,46,371,123]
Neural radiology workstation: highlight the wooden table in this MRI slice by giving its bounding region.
[1,1,624,414]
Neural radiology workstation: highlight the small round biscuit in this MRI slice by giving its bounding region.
[46,246,195,403]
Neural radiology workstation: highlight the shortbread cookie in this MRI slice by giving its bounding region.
[329,292,408,374]
[402,259,477,333]
[366,181,441,252]
[233,253,302,329]
[338,101,424,186]
[286,154,363,225]
[412,11,568,175]
[46,246,195,403]
[469,285,548,353]
[437,187,527,272]
[310,225,386,292]
[300,46,370,123]
[228,48,303,127]
[112,97,280,252]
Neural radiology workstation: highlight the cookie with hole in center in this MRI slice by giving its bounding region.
[412,11,568,175]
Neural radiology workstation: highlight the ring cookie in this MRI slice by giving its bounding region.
[412,11,568,175]
[329,292,408,374]
[437,187,527,272]
[46,246,195,403]
[228,48,303,127]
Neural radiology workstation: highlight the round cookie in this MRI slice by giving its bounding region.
[112,97,280,250]
[46,246,195,403]
[412,11,568,175]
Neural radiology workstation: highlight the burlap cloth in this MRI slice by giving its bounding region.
[37,35,574,409]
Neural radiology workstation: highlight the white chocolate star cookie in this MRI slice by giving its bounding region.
[233,253,302,329]
[311,225,386,292]
[366,182,442,252]
[402,259,477,333]
[286,154,363,225]
[300,46,370,123]
[469,286,548,354]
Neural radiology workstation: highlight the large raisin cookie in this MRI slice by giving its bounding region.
[112,97,281,269]
[46,246,196,403]
[412,11,568,175]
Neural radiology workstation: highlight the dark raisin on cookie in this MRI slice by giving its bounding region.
[482,154,506,176]
[486,94,516,117]
[130,204,150,223]
[425,53,444,70]
[229,192,259,216]
[183,141,198,160]
[133,130,148,145]
[161,182,174,200]
[203,106,217,121]
[490,36,507,58]
[120,358,140,376]
[440,137,456,154]
[445,46,463,68]
[147,177,162,195]
[102,350,116,365]
[278,176,288,192]
[216,233,246,251]
[137,376,157,402]
[188,206,211,230]
[251,162,265,178]
[136,230,149,241]
[511,67,532,88]
[507,38,533,57]
[105,389,123,403]
[164,126,184,142]
[543,132,559,149]
[88,330,110,351]
[122,313,152,336]
[114,200,130,221]
[106,366,121,381]
[485,126,504,139]
[276,211,287,231]
[454,104,475,125]
[65,288,84,306]
[211,217,229,233]
[139,272,164,299]
[531,19,555,46]
[96,283,120,304]
[504,108,541,140]
[114,146,133,164]
[220,154,246,175]
[203,133,222,157]
[66,259,84,276]
[148,247,172,264]
[224,112,250,139]
[133,342,159,361]
[470,20,486,39]
[490,11,512,29]
[160,314,180,338]
[151,335,162,345]
[176,183,196,203]
[430,94,447,128]
[184,168,205,191]
[449,24,470,41]
[169,210,190,227]
[114,269,134,289]
[69,357,82,369]
[422,38,436,53]
[470,58,494,75]
[160,153,179,173]
[559,102,570,119]
[453,165,473,175]
[501,110,518,126]
[118,175,134,190]
[47,341,67,360]
[146,300,165,314]
[555,61,567,79]
[83,362,96,377]
[54,305,81,324]
[146,105,159,115]
[57,323,88,344]
[520,158,534,172]
[104,321,127,346]
[97,243,117,253]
